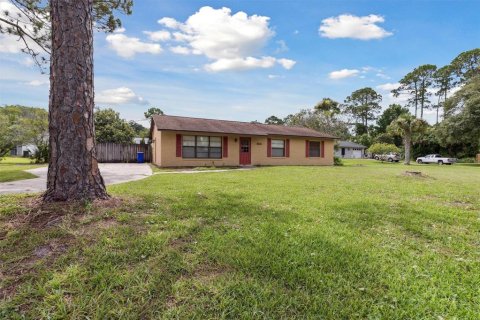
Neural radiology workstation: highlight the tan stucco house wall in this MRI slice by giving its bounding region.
[151,125,335,167]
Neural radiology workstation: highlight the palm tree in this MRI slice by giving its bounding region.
[387,115,428,165]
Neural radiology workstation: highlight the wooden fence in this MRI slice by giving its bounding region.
[96,142,151,163]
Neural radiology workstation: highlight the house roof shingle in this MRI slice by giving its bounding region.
[152,115,337,139]
[337,140,366,148]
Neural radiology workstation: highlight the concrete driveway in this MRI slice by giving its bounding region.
[0,163,152,195]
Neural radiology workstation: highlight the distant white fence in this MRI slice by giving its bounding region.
[96,142,151,163]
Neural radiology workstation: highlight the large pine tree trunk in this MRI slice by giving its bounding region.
[44,0,108,201]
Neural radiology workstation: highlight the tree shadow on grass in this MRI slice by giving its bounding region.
[157,191,391,319]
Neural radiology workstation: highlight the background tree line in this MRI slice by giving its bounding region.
[0,105,48,162]
[0,105,164,162]
[264,48,479,160]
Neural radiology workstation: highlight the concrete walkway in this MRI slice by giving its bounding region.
[0,163,152,195]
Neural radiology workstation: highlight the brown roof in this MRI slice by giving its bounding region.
[152,115,337,139]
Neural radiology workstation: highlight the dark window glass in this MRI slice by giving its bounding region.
[196,146,209,158]
[183,146,195,158]
[309,141,320,157]
[182,136,223,159]
[271,139,285,157]
[210,147,222,159]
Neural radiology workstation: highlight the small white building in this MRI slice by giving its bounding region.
[335,141,366,159]
[133,137,150,144]
[10,144,38,157]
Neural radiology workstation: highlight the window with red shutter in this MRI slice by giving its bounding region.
[176,134,182,157]
[223,136,228,157]
[267,138,272,157]
[305,140,309,157]
[321,141,325,158]
[286,139,290,157]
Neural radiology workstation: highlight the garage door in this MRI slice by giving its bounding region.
[352,150,362,159]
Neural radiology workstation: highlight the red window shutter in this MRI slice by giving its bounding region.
[321,141,325,158]
[223,136,228,157]
[267,138,272,157]
[285,139,290,157]
[305,140,309,157]
[176,134,182,157]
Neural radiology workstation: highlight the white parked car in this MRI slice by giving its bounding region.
[374,152,401,162]
[416,154,457,165]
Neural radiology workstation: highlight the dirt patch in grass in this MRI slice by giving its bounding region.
[446,200,476,210]
[192,263,231,282]
[0,196,132,301]
[402,171,434,179]
[5,196,125,229]
[0,235,74,300]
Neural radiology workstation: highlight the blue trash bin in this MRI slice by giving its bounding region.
[137,152,144,163]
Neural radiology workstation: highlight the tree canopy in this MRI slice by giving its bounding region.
[284,108,350,139]
[264,115,285,125]
[0,105,48,158]
[95,108,135,144]
[450,48,480,84]
[388,114,429,164]
[0,0,133,68]
[344,87,382,131]
[314,98,341,117]
[375,104,410,134]
[367,143,400,156]
[435,75,480,156]
[393,64,437,119]
[144,107,164,119]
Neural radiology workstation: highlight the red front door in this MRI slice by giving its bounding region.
[239,137,251,165]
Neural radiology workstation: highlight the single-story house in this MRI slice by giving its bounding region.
[10,144,38,157]
[334,141,366,159]
[150,115,337,167]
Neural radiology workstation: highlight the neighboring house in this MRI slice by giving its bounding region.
[10,144,38,157]
[133,137,150,144]
[335,141,366,159]
[150,115,337,167]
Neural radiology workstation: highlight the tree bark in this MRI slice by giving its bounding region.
[404,134,412,165]
[44,0,108,201]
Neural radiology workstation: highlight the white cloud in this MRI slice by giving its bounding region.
[376,82,400,91]
[267,74,286,80]
[163,6,273,60]
[154,6,295,72]
[329,68,359,79]
[277,58,296,70]
[106,33,162,58]
[205,56,277,72]
[169,45,192,55]
[96,87,148,105]
[319,14,393,40]
[144,30,171,42]
[26,80,48,86]
[376,72,391,79]
[0,35,25,53]
[376,82,409,105]
[158,17,183,29]
[21,57,35,66]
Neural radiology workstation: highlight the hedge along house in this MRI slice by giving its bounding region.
[150,115,337,167]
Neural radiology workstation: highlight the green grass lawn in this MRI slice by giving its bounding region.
[0,157,44,182]
[1,160,479,318]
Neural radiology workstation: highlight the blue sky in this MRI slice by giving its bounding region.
[1,0,479,127]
